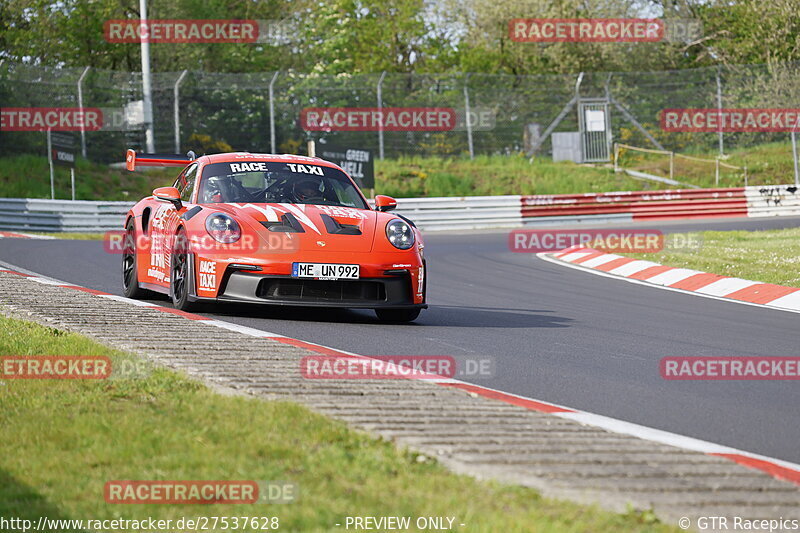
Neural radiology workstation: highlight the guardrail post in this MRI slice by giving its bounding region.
[377,71,387,160]
[173,69,189,154]
[269,71,280,154]
[77,66,90,158]
[463,73,474,160]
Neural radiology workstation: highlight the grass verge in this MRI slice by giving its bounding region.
[0,154,175,201]
[17,232,105,240]
[2,153,669,202]
[2,142,795,201]
[622,228,800,287]
[0,313,676,532]
[376,155,653,197]
[615,141,795,189]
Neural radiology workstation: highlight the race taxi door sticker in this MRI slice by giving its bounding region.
[417,265,425,300]
[148,203,181,284]
[197,260,218,295]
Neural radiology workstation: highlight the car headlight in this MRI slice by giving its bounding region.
[386,219,414,250]
[205,213,241,243]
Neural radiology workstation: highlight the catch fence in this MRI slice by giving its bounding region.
[2,62,800,166]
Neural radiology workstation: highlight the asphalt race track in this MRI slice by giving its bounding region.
[2,215,800,464]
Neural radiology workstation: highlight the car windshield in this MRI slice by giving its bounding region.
[198,161,369,209]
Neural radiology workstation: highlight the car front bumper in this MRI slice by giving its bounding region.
[191,270,427,310]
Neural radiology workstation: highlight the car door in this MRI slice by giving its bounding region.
[147,163,198,288]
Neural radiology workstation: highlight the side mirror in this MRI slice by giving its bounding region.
[374,195,397,212]
[153,187,182,210]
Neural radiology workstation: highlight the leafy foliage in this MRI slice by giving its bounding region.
[4,0,800,75]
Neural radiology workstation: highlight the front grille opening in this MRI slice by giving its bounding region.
[258,279,386,302]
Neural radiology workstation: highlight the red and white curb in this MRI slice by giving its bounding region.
[540,245,800,314]
[1,263,799,488]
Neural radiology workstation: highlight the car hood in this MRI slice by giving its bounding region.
[208,202,381,253]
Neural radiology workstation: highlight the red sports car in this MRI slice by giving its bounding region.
[122,150,426,322]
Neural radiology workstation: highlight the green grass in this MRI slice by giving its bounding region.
[0,154,175,201]
[622,228,800,287]
[22,232,106,240]
[375,155,653,197]
[0,153,666,202]
[0,313,677,532]
[4,141,793,202]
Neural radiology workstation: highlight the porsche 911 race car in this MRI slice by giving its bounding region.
[121,150,426,322]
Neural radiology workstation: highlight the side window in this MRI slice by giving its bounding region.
[173,168,187,191]
[181,164,198,202]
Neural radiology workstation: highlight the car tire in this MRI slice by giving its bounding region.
[375,308,421,323]
[122,220,151,299]
[170,229,195,311]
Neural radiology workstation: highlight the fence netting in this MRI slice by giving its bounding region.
[2,61,800,164]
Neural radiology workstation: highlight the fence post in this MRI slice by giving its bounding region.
[269,71,280,154]
[613,143,619,172]
[173,69,188,154]
[716,66,724,156]
[715,157,720,186]
[139,0,155,153]
[791,115,800,187]
[377,71,387,160]
[669,151,674,181]
[47,129,55,199]
[77,66,90,158]
[463,73,474,159]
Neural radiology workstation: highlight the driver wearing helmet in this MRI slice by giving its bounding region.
[201,176,226,203]
[292,177,325,203]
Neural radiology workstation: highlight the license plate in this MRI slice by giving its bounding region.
[292,263,360,280]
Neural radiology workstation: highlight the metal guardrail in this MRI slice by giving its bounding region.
[0,198,133,232]
[394,195,522,231]
[0,196,524,233]
[745,185,800,217]
[0,186,798,233]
